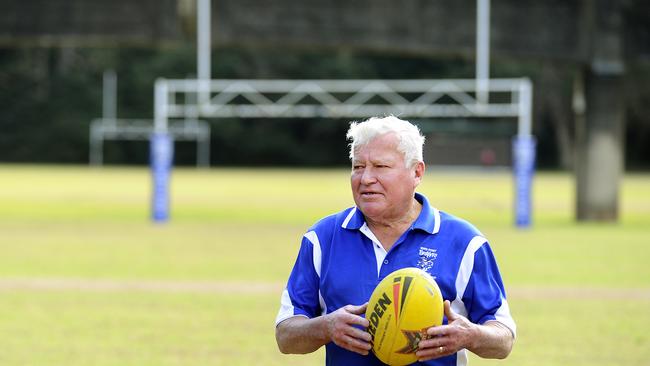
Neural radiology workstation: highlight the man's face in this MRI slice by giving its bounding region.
[350,133,423,222]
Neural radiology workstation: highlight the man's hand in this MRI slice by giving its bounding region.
[416,300,514,361]
[416,300,477,360]
[276,303,373,355]
[325,303,373,355]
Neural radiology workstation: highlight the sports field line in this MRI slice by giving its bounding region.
[0,278,649,300]
[0,278,283,294]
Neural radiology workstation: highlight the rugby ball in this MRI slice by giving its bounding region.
[365,267,444,366]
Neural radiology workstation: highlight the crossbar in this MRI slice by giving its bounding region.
[154,78,532,137]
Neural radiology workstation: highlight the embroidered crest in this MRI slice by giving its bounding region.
[417,247,437,272]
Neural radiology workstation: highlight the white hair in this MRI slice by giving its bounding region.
[346,116,425,167]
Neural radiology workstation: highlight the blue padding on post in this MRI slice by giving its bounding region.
[151,132,173,223]
[513,135,536,228]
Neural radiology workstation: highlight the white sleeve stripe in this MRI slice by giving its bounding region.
[304,231,322,278]
[455,235,487,301]
[456,349,468,366]
[451,236,486,318]
[319,291,327,315]
[274,288,326,325]
[275,288,307,325]
[494,299,517,337]
[453,235,517,338]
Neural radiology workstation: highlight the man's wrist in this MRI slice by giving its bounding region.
[315,314,333,344]
[466,322,482,350]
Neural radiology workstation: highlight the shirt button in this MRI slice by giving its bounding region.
[383,259,389,265]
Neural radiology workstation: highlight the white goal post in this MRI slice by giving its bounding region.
[90,118,211,167]
[152,78,535,227]
[154,78,532,136]
[88,70,211,168]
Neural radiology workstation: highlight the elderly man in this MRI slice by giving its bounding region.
[275,116,515,365]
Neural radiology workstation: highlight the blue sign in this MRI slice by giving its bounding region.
[150,132,173,223]
[513,135,536,228]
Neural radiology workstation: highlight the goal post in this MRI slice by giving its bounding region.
[152,78,535,227]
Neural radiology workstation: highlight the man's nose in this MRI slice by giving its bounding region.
[360,167,376,184]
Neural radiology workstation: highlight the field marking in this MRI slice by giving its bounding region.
[0,278,649,299]
[0,278,284,294]
[508,286,650,300]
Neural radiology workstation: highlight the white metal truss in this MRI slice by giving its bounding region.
[90,118,211,167]
[154,78,533,138]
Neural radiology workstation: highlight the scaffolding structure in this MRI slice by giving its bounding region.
[89,118,211,167]
[89,70,211,167]
[154,78,532,136]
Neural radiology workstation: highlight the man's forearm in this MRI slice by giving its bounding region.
[276,316,329,354]
[467,321,514,359]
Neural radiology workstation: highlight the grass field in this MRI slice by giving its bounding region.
[0,165,648,366]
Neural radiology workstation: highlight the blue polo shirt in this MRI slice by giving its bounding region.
[276,193,515,366]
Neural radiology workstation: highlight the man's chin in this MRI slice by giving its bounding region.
[357,202,386,216]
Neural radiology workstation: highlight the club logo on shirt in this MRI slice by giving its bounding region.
[417,247,437,272]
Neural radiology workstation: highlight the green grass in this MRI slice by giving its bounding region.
[0,165,649,365]
[0,290,323,366]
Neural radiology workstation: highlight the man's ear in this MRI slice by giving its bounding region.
[414,161,425,185]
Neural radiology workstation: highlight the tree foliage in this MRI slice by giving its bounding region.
[0,46,648,168]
